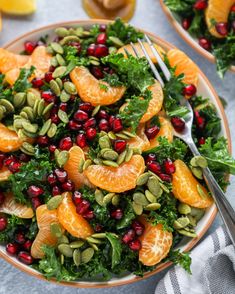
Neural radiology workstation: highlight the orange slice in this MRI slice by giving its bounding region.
[0,192,34,218]
[0,166,11,182]
[31,204,59,259]
[0,48,29,74]
[205,0,234,38]
[139,218,173,266]
[128,124,150,152]
[70,66,126,106]
[167,49,199,86]
[84,154,145,193]
[172,159,213,208]
[57,192,93,239]
[0,123,23,152]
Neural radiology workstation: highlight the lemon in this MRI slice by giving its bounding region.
[0,0,36,15]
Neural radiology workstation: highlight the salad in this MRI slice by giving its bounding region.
[0,19,234,282]
[164,0,235,77]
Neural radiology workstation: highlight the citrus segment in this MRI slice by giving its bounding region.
[0,166,11,182]
[167,49,199,86]
[172,160,213,208]
[0,48,29,74]
[0,123,23,152]
[0,0,36,15]
[57,192,93,239]
[0,192,34,218]
[128,124,150,152]
[84,154,145,193]
[70,66,126,106]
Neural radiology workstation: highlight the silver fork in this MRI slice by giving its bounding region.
[126,35,235,245]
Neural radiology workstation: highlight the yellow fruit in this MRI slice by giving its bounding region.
[0,0,36,15]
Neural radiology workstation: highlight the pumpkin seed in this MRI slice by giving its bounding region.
[90,243,99,251]
[13,93,26,108]
[91,105,100,116]
[55,27,69,37]
[116,133,129,140]
[109,46,117,54]
[100,148,113,157]
[112,194,120,206]
[109,36,124,47]
[147,176,161,197]
[178,203,191,215]
[102,160,119,167]
[21,142,35,154]
[117,150,127,165]
[56,53,66,66]
[60,35,80,46]
[47,195,63,210]
[190,155,208,168]
[132,147,141,155]
[17,129,27,140]
[145,190,157,203]
[51,42,64,54]
[60,254,64,265]
[50,80,61,96]
[13,118,28,129]
[95,189,104,206]
[103,193,115,205]
[60,90,70,102]
[0,106,5,120]
[197,184,208,200]
[52,66,67,78]
[86,237,102,244]
[37,99,45,117]
[187,215,197,227]
[47,123,57,138]
[132,201,143,215]
[173,217,190,229]
[91,233,106,239]
[73,249,81,266]
[58,243,74,258]
[55,77,63,89]
[99,135,111,149]
[39,119,52,136]
[50,56,58,67]
[64,81,77,95]
[78,158,85,173]
[102,150,119,161]
[145,203,161,211]
[133,192,149,206]
[21,106,34,121]
[191,167,203,179]
[122,130,136,138]
[108,131,116,140]
[93,158,103,165]
[125,148,133,162]
[50,222,63,238]
[20,146,34,155]
[32,99,40,116]
[136,172,150,186]
[159,182,170,193]
[177,229,197,238]
[190,207,205,221]
[56,150,69,167]
[26,92,38,108]
[58,235,69,244]
[90,60,100,66]
[0,99,14,113]
[81,247,94,264]
[68,28,76,35]
[58,109,69,123]
[42,103,54,116]
[83,159,92,171]
[75,27,84,37]
[22,129,38,138]
[22,121,38,133]
[70,240,85,248]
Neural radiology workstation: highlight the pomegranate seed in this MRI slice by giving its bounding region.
[128,239,141,251]
[31,197,41,209]
[215,22,228,36]
[0,216,7,231]
[32,77,44,88]
[87,43,96,56]
[145,125,160,140]
[44,72,53,82]
[113,139,127,154]
[83,118,96,130]
[52,186,61,196]
[122,229,136,244]
[54,169,68,183]
[15,232,26,244]
[27,185,44,198]
[198,137,206,145]
[159,173,172,182]
[0,153,6,169]
[68,41,81,54]
[183,84,197,97]
[47,173,57,186]
[145,153,156,164]
[99,24,107,32]
[4,155,16,166]
[50,113,60,124]
[196,115,206,129]
[37,136,49,147]
[68,120,82,131]
[171,117,185,132]
[49,65,55,72]
[0,191,5,205]
[76,200,90,215]
[49,144,57,153]
[96,33,107,44]
[94,44,109,58]
[24,41,36,54]
[111,117,123,133]
[97,110,109,120]
[109,115,115,125]
[50,105,59,115]
[8,161,21,173]
[193,0,208,10]
[72,191,83,206]
[6,243,19,255]
[79,102,94,113]
[111,208,123,220]
[90,66,104,79]
[18,251,33,265]
[61,180,75,192]
[19,153,30,162]
[147,161,161,175]
[94,224,103,232]
[83,210,95,220]
[86,128,97,140]
[22,240,33,251]
[74,110,89,122]
[132,220,145,236]
[182,18,191,30]
[199,37,211,51]
[98,119,110,132]
[59,102,67,112]
[41,90,56,103]
[59,137,73,151]
[164,159,175,175]
[76,133,87,148]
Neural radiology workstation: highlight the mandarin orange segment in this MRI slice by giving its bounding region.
[31,204,59,259]
[128,124,150,152]
[0,123,23,152]
[139,219,173,266]
[205,0,235,38]
[172,160,213,208]
[167,49,199,86]
[84,154,145,193]
[0,192,34,218]
[57,192,93,239]
[0,48,29,74]
[0,166,11,182]
[70,66,126,106]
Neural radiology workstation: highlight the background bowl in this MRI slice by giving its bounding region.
[159,0,235,73]
[0,19,231,288]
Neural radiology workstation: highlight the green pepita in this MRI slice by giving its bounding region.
[136,172,150,186]
[46,46,54,54]
[99,135,111,149]
[50,79,61,96]
[83,159,92,171]
[39,119,52,136]
[103,193,115,205]
[13,93,26,108]
[22,129,38,138]
[73,249,81,266]
[58,235,69,244]
[197,184,208,200]
[145,190,157,203]
[190,207,205,221]
[178,203,191,215]
[187,215,197,227]
[42,103,54,116]
[91,233,106,239]
[117,150,127,165]
[22,121,38,133]
[95,189,104,206]
[102,150,119,161]
[89,243,99,251]
[159,182,170,193]
[26,92,38,108]
[47,123,57,138]
[75,27,84,37]
[50,56,58,67]
[125,148,133,162]
[51,42,64,54]
[108,131,116,140]
[132,147,141,155]
[109,36,124,47]
[50,222,63,238]
[102,160,119,167]
[60,35,80,46]
[0,99,14,113]
[55,27,69,37]
[60,90,71,102]
[191,166,203,179]
[64,81,77,95]
[133,192,149,206]
[122,130,136,138]
[52,66,67,78]
[145,203,161,211]
[21,106,34,121]
[56,53,66,66]
[56,150,69,167]
[78,158,85,173]
[90,60,100,66]
[109,46,117,54]
[86,237,102,244]
[112,194,120,206]
[60,254,64,265]
[70,240,85,248]
[132,201,143,215]
[147,176,161,197]
[116,133,129,140]
[173,217,190,229]
[58,243,74,258]
[190,155,208,168]
[13,118,28,129]
[55,78,63,89]
[91,105,100,116]
[37,99,45,117]
[47,195,63,210]
[177,229,197,238]
[81,247,94,264]
[21,142,35,154]
[58,109,69,123]
[32,99,40,116]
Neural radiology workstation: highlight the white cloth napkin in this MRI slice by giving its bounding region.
[155,226,235,294]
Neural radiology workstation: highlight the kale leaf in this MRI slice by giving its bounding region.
[167,249,192,273]
[106,233,122,269]
[13,66,35,92]
[0,215,25,243]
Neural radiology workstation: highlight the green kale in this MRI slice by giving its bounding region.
[117,197,136,230]
[25,218,38,240]
[188,11,204,37]
[13,66,35,92]
[102,73,123,87]
[168,249,192,273]
[106,233,122,269]
[0,215,25,243]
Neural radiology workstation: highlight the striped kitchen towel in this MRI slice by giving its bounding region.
[155,226,235,294]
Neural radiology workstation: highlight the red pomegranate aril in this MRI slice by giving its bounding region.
[91,66,104,79]
[4,155,16,167]
[59,102,67,112]
[0,153,6,169]
[50,105,59,115]
[15,232,26,244]
[94,224,103,232]
[68,120,82,131]
[87,43,96,56]
[52,186,61,196]
[72,191,83,206]
[37,136,49,147]
[47,173,57,186]
[171,117,185,132]
[96,33,107,44]
[147,161,161,175]
[98,119,110,132]
[24,41,36,54]
[83,210,95,220]
[49,144,57,153]
[193,0,208,10]
[113,139,127,154]
[0,216,7,231]
[19,153,30,162]
[59,137,73,151]
[18,251,33,265]
[182,18,191,30]
[159,173,172,183]
[145,153,156,164]
[76,133,87,148]
[27,185,44,198]
[122,229,136,244]
[32,77,44,88]
[22,240,33,251]
[76,200,90,215]
[41,90,56,103]
[199,37,211,51]
[128,239,141,251]
[0,191,5,205]
[94,44,109,58]
[111,117,123,133]
[86,128,97,140]
[54,168,68,183]
[97,110,109,120]
[8,161,21,173]
[74,110,89,122]
[164,159,176,175]
[79,102,94,113]
[198,137,206,145]
[61,180,75,192]
[6,243,19,255]
[196,116,206,129]
[183,84,197,97]
[132,220,145,236]
[231,4,235,12]
[31,197,41,209]
[49,65,55,72]
[83,118,96,130]
[145,125,160,140]
[109,115,115,125]
[215,22,228,36]
[99,24,107,32]
[111,208,123,220]
[50,113,60,124]
[44,71,53,82]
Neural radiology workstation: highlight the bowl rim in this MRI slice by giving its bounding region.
[159,0,235,73]
[0,19,231,288]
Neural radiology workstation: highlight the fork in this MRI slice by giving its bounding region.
[125,35,235,246]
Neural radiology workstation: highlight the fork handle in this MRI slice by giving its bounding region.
[188,140,235,246]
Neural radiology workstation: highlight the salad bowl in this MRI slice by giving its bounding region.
[0,19,231,288]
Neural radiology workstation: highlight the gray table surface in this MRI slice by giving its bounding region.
[0,0,234,293]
